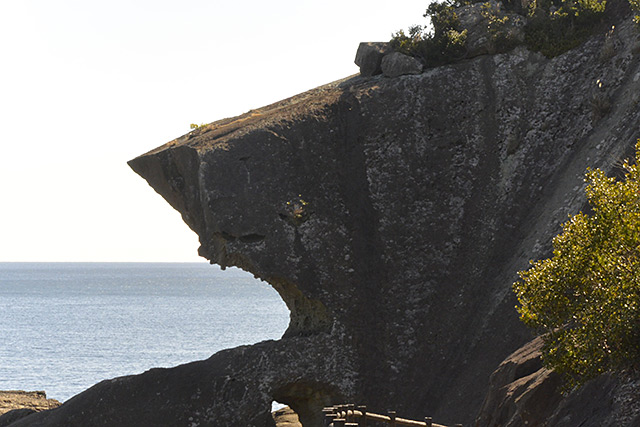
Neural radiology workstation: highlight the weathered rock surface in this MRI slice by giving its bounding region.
[475,337,563,426]
[0,391,60,427]
[476,338,640,426]
[13,15,640,427]
[355,42,391,76]
[7,338,354,427]
[544,374,640,427]
[381,52,423,77]
[456,1,526,57]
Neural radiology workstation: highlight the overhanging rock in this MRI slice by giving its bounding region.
[12,17,640,427]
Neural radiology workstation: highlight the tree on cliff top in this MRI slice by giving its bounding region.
[514,141,640,389]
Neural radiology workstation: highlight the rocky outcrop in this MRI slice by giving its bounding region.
[476,338,640,426]
[381,52,423,77]
[355,42,391,76]
[475,337,563,426]
[0,391,60,427]
[356,1,527,76]
[13,15,640,427]
[6,338,354,427]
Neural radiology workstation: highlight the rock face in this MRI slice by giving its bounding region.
[476,338,640,426]
[474,337,563,426]
[381,52,423,77]
[13,16,640,427]
[6,339,354,427]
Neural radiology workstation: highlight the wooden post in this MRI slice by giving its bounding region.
[389,411,397,427]
[335,405,344,420]
[424,416,433,427]
[347,403,355,422]
[358,405,367,427]
[324,414,338,427]
[323,407,335,427]
[341,404,349,417]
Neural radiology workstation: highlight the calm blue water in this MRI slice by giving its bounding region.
[0,262,289,402]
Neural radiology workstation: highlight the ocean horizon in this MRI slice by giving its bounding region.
[0,262,289,403]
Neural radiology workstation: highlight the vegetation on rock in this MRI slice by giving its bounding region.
[514,141,640,389]
[390,1,467,67]
[632,0,640,24]
[524,0,606,57]
[391,0,625,62]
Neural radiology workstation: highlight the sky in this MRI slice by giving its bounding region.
[0,1,427,262]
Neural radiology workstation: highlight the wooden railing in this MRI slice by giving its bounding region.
[322,404,462,427]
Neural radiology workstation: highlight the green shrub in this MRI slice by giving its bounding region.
[630,0,640,25]
[392,0,611,63]
[390,1,468,67]
[514,141,640,389]
[523,0,607,57]
[481,1,524,53]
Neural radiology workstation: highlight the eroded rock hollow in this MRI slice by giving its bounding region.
[11,16,640,427]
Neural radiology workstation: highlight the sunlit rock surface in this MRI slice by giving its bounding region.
[0,391,60,426]
[476,337,640,426]
[13,16,640,427]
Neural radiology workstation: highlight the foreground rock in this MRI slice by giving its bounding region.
[14,15,640,427]
[475,337,563,426]
[0,391,60,426]
[273,406,302,427]
[476,338,640,426]
[7,338,352,426]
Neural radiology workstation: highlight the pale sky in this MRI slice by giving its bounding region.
[0,1,427,262]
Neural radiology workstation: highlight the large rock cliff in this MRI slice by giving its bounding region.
[12,15,640,427]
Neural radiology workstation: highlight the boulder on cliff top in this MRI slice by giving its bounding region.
[354,42,391,76]
[381,52,423,77]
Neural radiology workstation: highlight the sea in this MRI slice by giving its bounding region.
[0,262,289,403]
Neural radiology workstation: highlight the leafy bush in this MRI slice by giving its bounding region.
[631,0,640,24]
[524,0,607,57]
[392,0,611,63]
[514,141,640,389]
[390,1,468,67]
